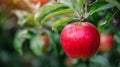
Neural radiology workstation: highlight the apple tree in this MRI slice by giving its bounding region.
[0,0,120,67]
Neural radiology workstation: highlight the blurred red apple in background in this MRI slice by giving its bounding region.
[32,0,49,5]
[60,22,100,58]
[41,34,49,52]
[99,33,114,51]
[41,34,49,47]
[65,57,73,67]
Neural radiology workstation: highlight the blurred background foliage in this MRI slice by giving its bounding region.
[0,0,120,67]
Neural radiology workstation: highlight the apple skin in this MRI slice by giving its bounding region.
[99,34,114,51]
[60,22,100,58]
[32,0,49,5]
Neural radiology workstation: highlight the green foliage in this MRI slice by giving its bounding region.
[30,35,44,56]
[52,17,74,31]
[1,0,120,67]
[12,10,32,26]
[97,0,120,9]
[97,10,118,33]
[34,3,75,24]
[90,55,109,67]
[106,0,120,9]
[14,29,31,55]
[89,1,114,15]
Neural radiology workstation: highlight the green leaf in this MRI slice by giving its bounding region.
[52,17,74,31]
[24,15,37,26]
[90,55,109,66]
[97,13,113,33]
[14,29,31,55]
[97,10,118,33]
[114,34,120,44]
[71,0,78,9]
[34,3,75,24]
[30,35,44,56]
[71,0,88,18]
[41,9,74,24]
[78,0,88,10]
[106,0,120,9]
[18,16,28,26]
[89,1,114,15]
[18,15,37,26]
[12,10,32,26]
[97,0,120,9]
[61,0,87,10]
[60,0,72,8]
[70,0,87,10]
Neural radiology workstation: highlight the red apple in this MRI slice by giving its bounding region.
[60,22,100,58]
[32,0,49,5]
[99,33,114,51]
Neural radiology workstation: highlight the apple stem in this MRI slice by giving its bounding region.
[78,22,82,26]
[78,17,83,26]
[75,10,83,26]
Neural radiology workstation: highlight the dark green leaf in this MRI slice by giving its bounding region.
[97,13,113,33]
[97,0,120,9]
[97,9,119,33]
[89,1,114,15]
